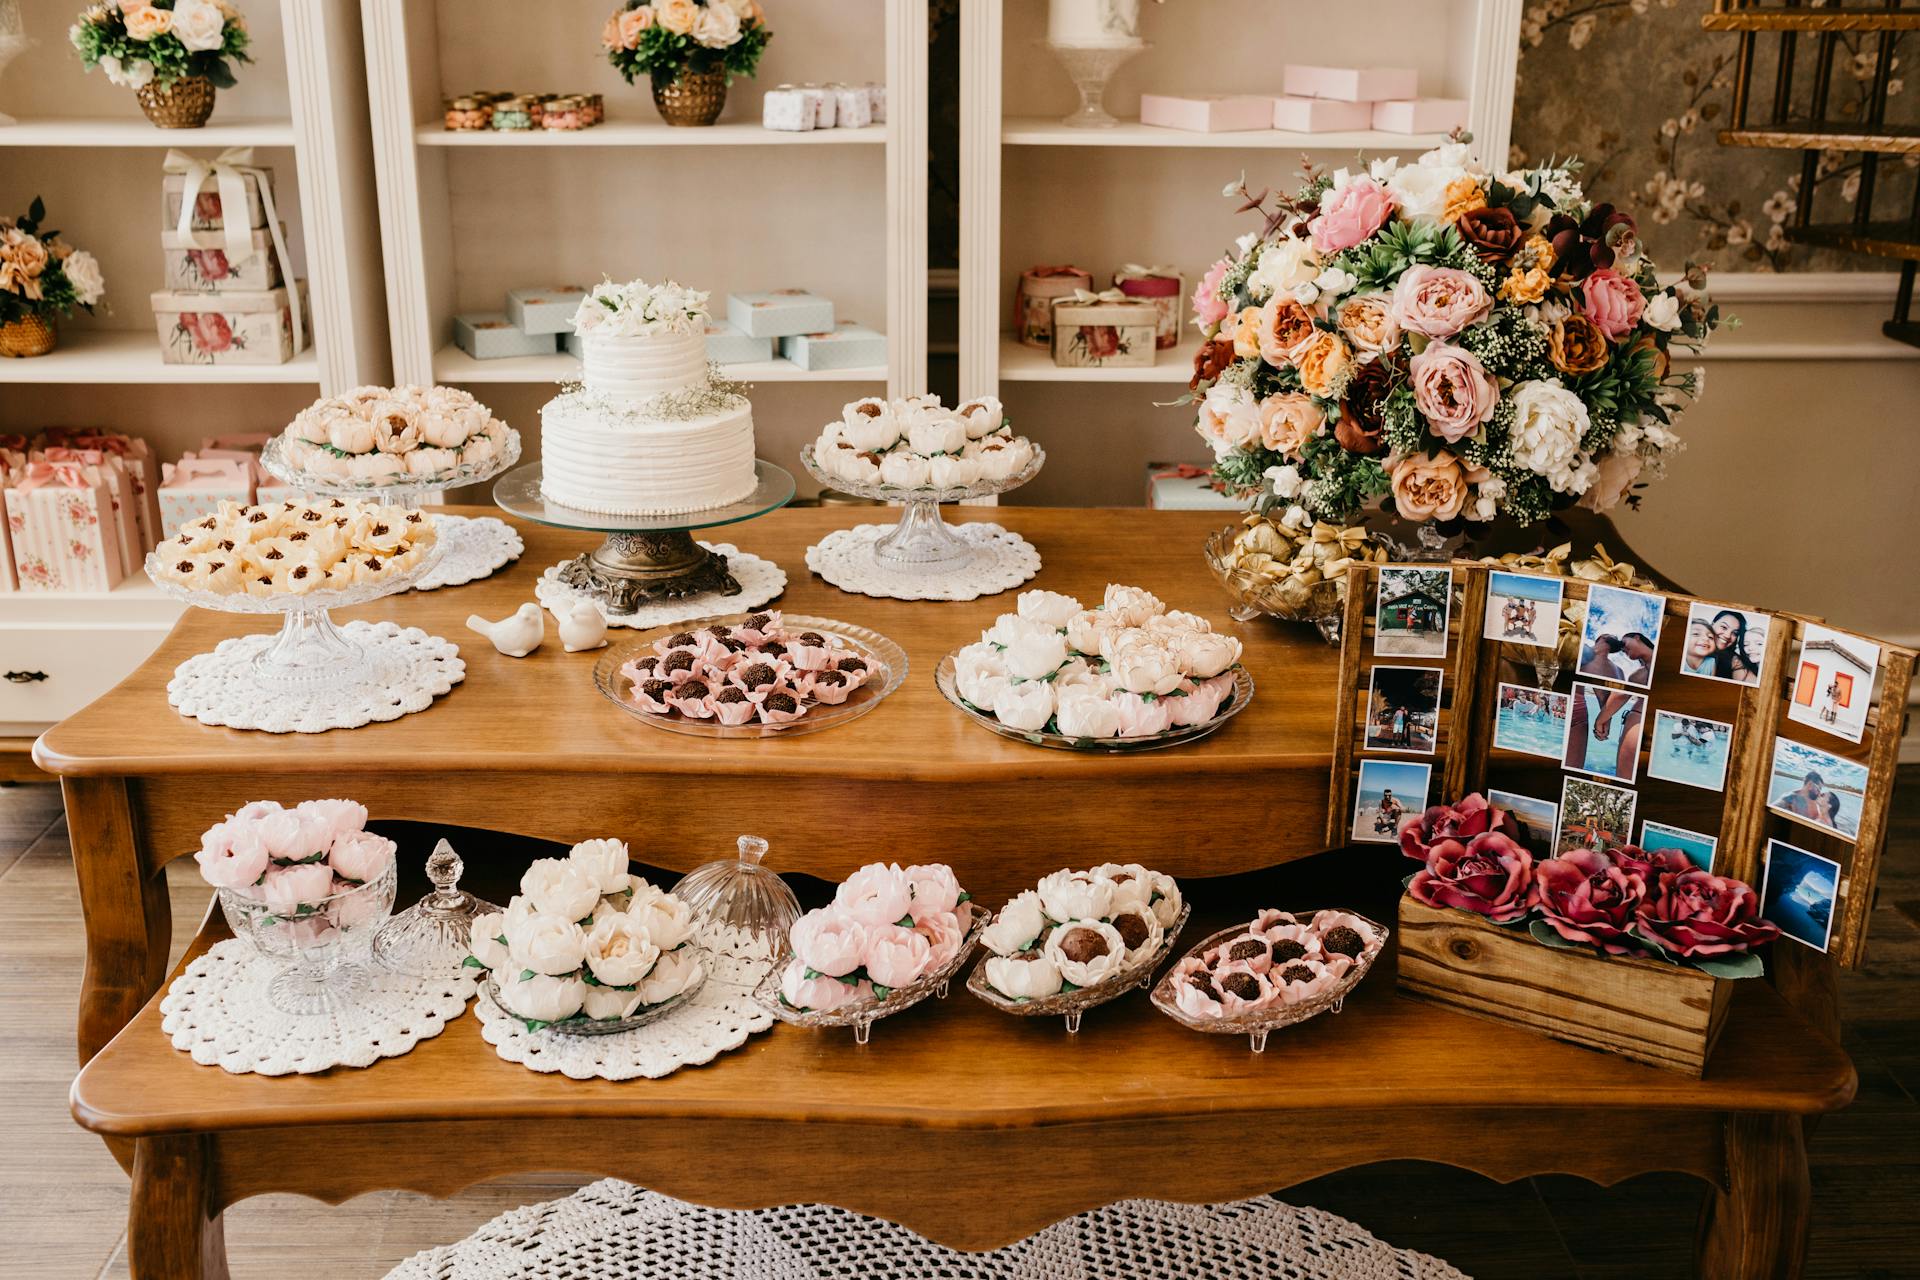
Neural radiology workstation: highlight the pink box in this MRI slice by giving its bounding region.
[52,432,162,554]
[1372,98,1471,134]
[5,463,126,593]
[1139,94,1275,133]
[36,448,143,572]
[1283,65,1417,103]
[1271,96,1376,133]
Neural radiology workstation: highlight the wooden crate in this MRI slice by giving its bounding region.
[1396,896,1734,1077]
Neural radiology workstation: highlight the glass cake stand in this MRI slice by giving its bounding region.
[260,433,525,592]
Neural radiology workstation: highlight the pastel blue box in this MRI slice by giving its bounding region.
[505,285,589,336]
[454,312,560,360]
[704,320,773,364]
[779,321,887,371]
[727,289,835,339]
[564,329,585,360]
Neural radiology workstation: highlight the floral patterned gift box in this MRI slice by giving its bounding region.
[150,281,308,366]
[35,447,143,571]
[157,456,253,540]
[47,431,162,553]
[4,460,125,593]
[1013,265,1092,349]
[160,225,285,293]
[161,167,272,233]
[1049,291,1157,369]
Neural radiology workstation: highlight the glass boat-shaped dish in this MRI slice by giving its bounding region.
[1149,911,1389,1052]
[966,902,1191,1032]
[935,655,1253,753]
[482,951,708,1038]
[752,902,988,1043]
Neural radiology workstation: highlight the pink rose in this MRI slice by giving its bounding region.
[260,862,337,917]
[834,862,915,928]
[1309,178,1394,255]
[254,807,320,862]
[863,924,933,990]
[1578,449,1644,513]
[187,249,231,281]
[1399,793,1521,862]
[1634,868,1782,958]
[904,863,962,921]
[1610,844,1695,886]
[1580,268,1645,341]
[1388,450,1470,522]
[789,905,867,978]
[328,830,396,883]
[1530,848,1648,955]
[295,797,368,850]
[1409,831,1535,924]
[187,312,235,354]
[231,799,284,823]
[780,958,858,1012]
[195,821,270,891]
[1388,265,1492,338]
[1408,342,1499,443]
[616,4,654,47]
[1191,257,1232,332]
[1112,691,1175,737]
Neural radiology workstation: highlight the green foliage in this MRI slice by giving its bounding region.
[1333,220,1472,290]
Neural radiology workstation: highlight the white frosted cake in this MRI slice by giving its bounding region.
[539,279,757,517]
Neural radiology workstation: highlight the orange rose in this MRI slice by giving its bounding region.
[1292,329,1352,399]
[1335,291,1399,357]
[654,0,698,34]
[123,2,172,40]
[1231,305,1263,360]
[1257,393,1324,456]
[1439,176,1487,225]
[1256,296,1316,367]
[1390,450,1469,522]
[617,5,654,46]
[1548,315,1611,375]
[601,10,624,47]
[1498,235,1557,305]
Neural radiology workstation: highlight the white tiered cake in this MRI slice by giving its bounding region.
[539,279,757,517]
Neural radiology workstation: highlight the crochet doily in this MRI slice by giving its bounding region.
[806,522,1040,601]
[478,928,776,1080]
[160,937,477,1076]
[416,515,525,591]
[532,543,787,630]
[385,1180,1470,1280]
[167,620,465,734]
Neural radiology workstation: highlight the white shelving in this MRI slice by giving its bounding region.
[432,343,885,386]
[998,333,1199,384]
[415,119,885,148]
[1001,117,1446,151]
[0,329,320,384]
[0,116,298,147]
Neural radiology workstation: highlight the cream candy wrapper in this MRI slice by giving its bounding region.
[985,952,1064,1000]
[982,890,1048,956]
[1043,918,1127,988]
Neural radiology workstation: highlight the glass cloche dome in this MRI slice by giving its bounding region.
[670,835,801,959]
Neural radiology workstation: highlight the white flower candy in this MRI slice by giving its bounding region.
[1043,919,1127,987]
[635,948,702,1005]
[1092,863,1155,914]
[1036,869,1114,924]
[1065,609,1116,657]
[498,971,586,1023]
[1148,872,1183,929]
[927,454,980,488]
[468,911,510,970]
[1102,583,1166,628]
[878,451,931,488]
[982,890,1048,956]
[953,395,1004,439]
[906,415,968,456]
[983,612,1056,649]
[568,838,632,895]
[506,913,590,977]
[1173,631,1243,680]
[953,642,1010,708]
[629,891,696,952]
[985,953,1064,1000]
[1112,641,1183,696]
[1003,630,1069,681]
[582,914,662,987]
[520,858,602,923]
[1053,689,1121,739]
[581,984,646,1021]
[992,679,1055,732]
[1015,589,1084,629]
[840,399,901,452]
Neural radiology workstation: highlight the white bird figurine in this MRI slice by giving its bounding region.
[551,599,609,653]
[466,602,545,658]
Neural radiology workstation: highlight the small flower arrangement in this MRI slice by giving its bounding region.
[572,276,711,338]
[600,0,770,86]
[1400,793,1779,977]
[1189,140,1721,530]
[978,864,1183,1001]
[777,862,972,1012]
[0,198,106,327]
[194,798,396,919]
[69,0,251,91]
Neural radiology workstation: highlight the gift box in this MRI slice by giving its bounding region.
[728,290,836,339]
[200,433,272,457]
[161,224,286,292]
[1050,293,1158,369]
[455,312,559,360]
[5,462,126,593]
[52,432,161,553]
[36,448,143,572]
[1139,93,1273,133]
[0,456,20,592]
[704,320,774,365]
[778,321,887,372]
[1146,462,1243,511]
[1372,98,1470,135]
[1013,265,1093,349]
[158,456,254,540]
[151,283,310,366]
[506,284,589,336]
[162,165,272,232]
[1283,64,1417,103]
[564,329,584,360]
[1113,264,1185,350]
[1271,95,1376,133]
[762,86,815,132]
[829,84,873,129]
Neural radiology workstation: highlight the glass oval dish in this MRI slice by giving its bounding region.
[1149,911,1389,1052]
[482,952,708,1038]
[934,655,1253,753]
[752,901,988,1044]
[594,614,908,739]
[261,429,523,501]
[966,902,1191,1033]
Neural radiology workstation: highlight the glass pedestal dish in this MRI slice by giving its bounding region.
[967,903,1190,1033]
[217,863,398,1017]
[1044,39,1147,129]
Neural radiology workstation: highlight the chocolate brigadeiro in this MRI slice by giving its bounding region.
[1225,936,1270,965]
[708,625,733,638]
[1188,972,1220,1000]
[797,630,828,646]
[1219,971,1263,1001]
[1058,926,1110,965]
[640,679,673,702]
[665,631,697,648]
[837,656,868,674]
[713,687,748,705]
[662,651,696,675]
[1322,925,1365,959]
[1269,939,1308,964]
[677,679,709,700]
[632,656,659,676]
[1111,911,1152,950]
[743,612,772,630]
[764,689,800,714]
[760,641,789,658]
[812,669,847,688]
[738,661,778,690]
[1278,963,1316,985]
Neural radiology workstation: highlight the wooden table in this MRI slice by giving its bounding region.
[42,507,1853,1278]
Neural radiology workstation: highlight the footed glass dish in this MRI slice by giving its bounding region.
[967,902,1190,1033]
[1149,912,1389,1052]
[753,902,988,1044]
[373,838,502,981]
[800,442,1044,579]
[935,655,1253,754]
[218,862,398,1017]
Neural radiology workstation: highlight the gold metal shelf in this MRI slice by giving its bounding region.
[1719,123,1920,154]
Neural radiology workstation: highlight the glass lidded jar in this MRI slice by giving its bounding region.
[443,95,491,131]
[541,95,586,131]
[670,835,801,962]
[490,95,537,130]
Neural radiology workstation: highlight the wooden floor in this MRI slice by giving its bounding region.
[6,775,1918,1279]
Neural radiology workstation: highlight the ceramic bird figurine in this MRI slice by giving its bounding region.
[466,602,545,658]
[551,599,609,653]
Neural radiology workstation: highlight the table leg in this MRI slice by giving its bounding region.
[1695,1112,1809,1280]
[130,1135,229,1280]
[66,775,171,1066]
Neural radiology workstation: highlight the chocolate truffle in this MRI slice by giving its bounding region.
[797,630,828,646]
[1220,971,1263,1001]
[1188,972,1221,1000]
[812,670,847,688]
[707,625,732,638]
[665,631,697,648]
[1111,911,1152,950]
[738,661,778,689]
[713,687,747,705]
[1322,925,1364,959]
[837,656,868,674]
[1269,939,1308,964]
[764,689,799,714]
[677,679,709,699]
[761,641,788,658]
[632,656,659,675]
[662,651,696,675]
[1278,963,1316,985]
[640,679,673,701]
[1057,926,1110,965]
[1226,937,1270,964]
[743,612,772,630]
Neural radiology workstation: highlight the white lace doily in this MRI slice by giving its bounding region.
[167,620,465,734]
[478,928,776,1080]
[806,523,1041,601]
[532,543,787,630]
[416,514,524,591]
[386,1179,1470,1280]
[160,937,477,1076]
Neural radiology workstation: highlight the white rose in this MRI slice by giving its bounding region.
[1174,632,1243,680]
[927,454,979,488]
[985,953,1064,1000]
[1643,292,1682,332]
[97,53,126,86]
[520,858,601,923]
[1102,583,1165,628]
[170,0,227,52]
[982,890,1047,955]
[1003,630,1069,681]
[1036,869,1113,924]
[1016,589,1083,629]
[1148,872,1183,928]
[1112,641,1182,696]
[1043,919,1127,987]
[568,838,632,894]
[635,947,702,1004]
[692,0,742,48]
[1064,609,1115,657]
[468,911,510,970]
[1091,863,1155,913]
[1159,610,1214,635]
[953,641,1008,707]
[1053,690,1121,739]
[582,913,662,987]
[906,415,967,456]
[506,912,589,977]
[1247,235,1322,303]
[1266,464,1303,499]
[630,892,697,953]
[581,984,645,1020]
[1313,266,1359,299]
[970,442,1022,482]
[124,59,155,89]
[878,450,931,488]
[1508,378,1597,495]
[1196,382,1262,451]
[992,679,1055,731]
[498,971,585,1023]
[953,395,1004,439]
[982,612,1055,649]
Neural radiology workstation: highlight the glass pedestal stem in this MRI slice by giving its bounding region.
[254,607,371,691]
[872,498,974,569]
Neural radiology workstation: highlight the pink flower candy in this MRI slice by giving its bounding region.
[1262,922,1328,963]
[1212,964,1275,1015]
[785,633,838,672]
[230,799,285,824]
[863,924,934,990]
[1166,678,1229,727]
[260,862,336,916]
[666,680,718,719]
[195,820,271,891]
[1580,268,1645,340]
[1388,265,1492,338]
[627,676,675,715]
[254,807,319,863]
[790,905,867,978]
[754,685,808,725]
[835,862,914,928]
[913,908,965,970]
[1268,956,1343,1005]
[328,829,396,883]
[295,798,368,850]
[798,668,855,705]
[329,879,388,929]
[1408,341,1499,442]
[1252,908,1299,934]
[1173,971,1225,1020]
[904,863,963,921]
[1310,177,1394,255]
[780,958,859,1012]
[1112,691,1175,738]
[1192,257,1232,331]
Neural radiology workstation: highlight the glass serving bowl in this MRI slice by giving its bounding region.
[1202,525,1349,644]
[799,442,1045,574]
[934,656,1254,753]
[481,949,708,1037]
[260,430,523,503]
[671,835,802,964]
[752,902,988,1044]
[594,614,908,739]
[966,902,1191,1033]
[218,862,398,1017]
[1149,911,1389,1052]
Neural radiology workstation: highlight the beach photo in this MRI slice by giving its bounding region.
[1788,623,1881,745]
[1760,838,1841,953]
[1576,584,1666,690]
[1646,710,1733,792]
[1641,819,1718,872]
[1554,776,1639,856]
[1767,737,1869,842]
[1485,571,1563,649]
[1490,789,1559,850]
[1679,601,1769,686]
[1493,682,1569,760]
[1373,566,1454,659]
[1351,758,1432,844]
[1365,666,1443,755]
[1563,680,1647,783]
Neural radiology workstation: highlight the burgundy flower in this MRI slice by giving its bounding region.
[1610,843,1694,888]
[1409,831,1534,924]
[1530,849,1647,955]
[1189,338,1235,390]
[1083,326,1120,359]
[1399,792,1521,861]
[1635,868,1781,958]
[1335,356,1393,456]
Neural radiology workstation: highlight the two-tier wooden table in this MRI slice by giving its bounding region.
[41,507,1853,1279]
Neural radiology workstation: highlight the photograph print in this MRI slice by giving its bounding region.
[1640,819,1718,872]
[1646,710,1733,792]
[1485,571,1563,649]
[1489,789,1558,851]
[1493,682,1570,760]
[1767,737,1870,842]
[1351,758,1432,844]
[1787,623,1881,745]
[1373,566,1453,659]
[1760,838,1841,953]
[1576,583,1666,690]
[1554,776,1639,857]
[1365,666,1443,755]
[1679,601,1769,687]
[1563,680,1647,784]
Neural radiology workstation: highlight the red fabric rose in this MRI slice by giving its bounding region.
[1083,326,1119,358]
[1409,831,1534,924]
[1399,792,1521,861]
[1635,868,1781,958]
[1530,849,1647,955]
[1610,844,1694,887]
[188,249,231,281]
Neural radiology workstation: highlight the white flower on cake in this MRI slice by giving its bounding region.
[572,277,711,337]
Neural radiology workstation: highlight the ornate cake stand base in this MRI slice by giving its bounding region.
[166,620,465,733]
[534,541,786,630]
[806,521,1041,601]
[415,515,523,591]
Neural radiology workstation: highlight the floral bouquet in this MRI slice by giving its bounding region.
[0,198,105,356]
[1400,793,1778,977]
[70,1,250,93]
[601,0,770,87]
[1189,140,1721,533]
[573,276,711,337]
[774,861,976,1015]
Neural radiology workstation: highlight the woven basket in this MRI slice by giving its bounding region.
[0,313,55,358]
[136,74,216,128]
[652,68,727,126]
